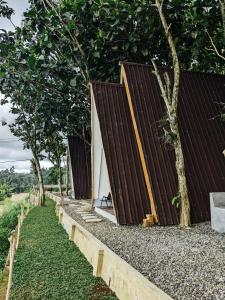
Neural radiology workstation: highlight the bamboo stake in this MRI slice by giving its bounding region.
[16,215,21,250]
[5,232,16,300]
[5,192,38,300]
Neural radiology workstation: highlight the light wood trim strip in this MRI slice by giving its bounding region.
[120,65,158,223]
[90,84,95,208]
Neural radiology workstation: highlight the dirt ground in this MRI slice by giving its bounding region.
[11,193,28,203]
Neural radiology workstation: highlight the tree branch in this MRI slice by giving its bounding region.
[43,0,90,83]
[155,0,180,110]
[151,60,171,113]
[206,29,225,61]
[220,0,225,37]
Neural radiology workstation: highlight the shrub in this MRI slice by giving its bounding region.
[0,227,10,253]
[0,204,21,275]
[0,205,20,230]
[0,182,12,202]
[0,255,6,277]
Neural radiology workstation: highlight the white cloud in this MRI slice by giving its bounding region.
[0,160,53,173]
[0,1,54,173]
[0,102,54,172]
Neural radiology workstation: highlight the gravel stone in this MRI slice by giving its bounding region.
[64,204,225,300]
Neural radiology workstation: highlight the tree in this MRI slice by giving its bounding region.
[42,167,59,186]
[206,0,225,61]
[0,0,223,212]
[0,1,47,205]
[42,133,66,196]
[152,0,190,228]
[9,106,46,205]
[1,1,223,142]
[8,0,223,144]
[0,0,14,19]
[0,167,36,193]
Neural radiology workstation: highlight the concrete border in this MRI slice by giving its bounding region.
[210,192,225,233]
[47,192,173,300]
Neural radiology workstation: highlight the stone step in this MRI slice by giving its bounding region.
[82,215,98,220]
[85,218,102,223]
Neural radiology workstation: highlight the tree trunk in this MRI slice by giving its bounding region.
[220,0,225,36]
[58,160,63,196]
[171,121,190,228]
[66,150,69,196]
[33,156,45,206]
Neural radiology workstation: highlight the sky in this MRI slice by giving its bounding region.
[0,0,52,173]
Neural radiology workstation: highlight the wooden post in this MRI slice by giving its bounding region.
[6,232,16,300]
[70,225,76,241]
[16,215,21,250]
[93,249,104,277]
[59,213,63,224]
[55,204,60,216]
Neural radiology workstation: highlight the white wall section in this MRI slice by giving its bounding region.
[91,93,111,205]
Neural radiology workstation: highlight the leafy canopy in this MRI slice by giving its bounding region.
[0,0,223,172]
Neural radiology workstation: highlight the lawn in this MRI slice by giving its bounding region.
[11,199,117,300]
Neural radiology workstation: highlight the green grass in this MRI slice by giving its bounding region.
[11,199,117,300]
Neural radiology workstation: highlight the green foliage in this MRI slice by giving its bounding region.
[42,166,67,187]
[0,0,14,19]
[0,0,223,152]
[0,182,12,201]
[0,167,36,194]
[0,204,20,230]
[41,133,66,194]
[41,166,67,187]
[0,0,224,196]
[0,227,10,253]
[0,204,21,275]
[11,199,117,300]
[42,167,59,185]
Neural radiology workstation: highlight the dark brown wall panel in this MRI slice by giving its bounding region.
[123,62,225,225]
[92,82,150,225]
[68,136,91,199]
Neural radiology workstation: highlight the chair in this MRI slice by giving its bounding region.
[100,192,112,207]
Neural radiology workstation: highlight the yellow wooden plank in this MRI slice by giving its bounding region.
[120,65,158,223]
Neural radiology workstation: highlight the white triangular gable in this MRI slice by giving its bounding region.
[91,93,111,204]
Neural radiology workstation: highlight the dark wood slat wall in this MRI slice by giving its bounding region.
[68,136,91,200]
[92,82,151,225]
[123,62,225,225]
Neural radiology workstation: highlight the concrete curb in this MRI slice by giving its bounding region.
[47,192,173,300]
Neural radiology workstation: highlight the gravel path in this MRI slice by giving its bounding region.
[64,203,225,300]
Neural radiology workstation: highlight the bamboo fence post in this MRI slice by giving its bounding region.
[16,215,21,250]
[5,231,16,300]
[4,191,37,300]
